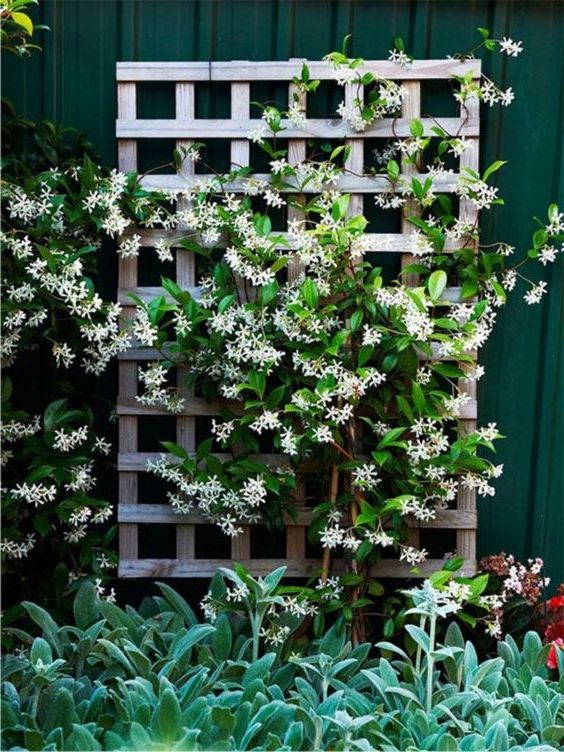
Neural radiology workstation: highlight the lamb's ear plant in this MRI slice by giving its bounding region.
[2,574,563,751]
[202,564,299,661]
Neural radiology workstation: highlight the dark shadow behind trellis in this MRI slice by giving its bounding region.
[116,58,480,579]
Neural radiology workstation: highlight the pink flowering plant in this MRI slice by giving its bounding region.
[124,34,563,637]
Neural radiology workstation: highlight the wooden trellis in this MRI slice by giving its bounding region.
[116,58,481,579]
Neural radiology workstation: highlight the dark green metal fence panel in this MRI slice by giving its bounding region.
[3,0,562,583]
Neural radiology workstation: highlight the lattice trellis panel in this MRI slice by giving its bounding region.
[116,58,481,578]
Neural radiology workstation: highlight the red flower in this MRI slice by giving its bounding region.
[546,638,564,670]
[545,622,564,642]
[548,595,564,610]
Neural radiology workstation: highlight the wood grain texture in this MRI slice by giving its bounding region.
[119,557,477,578]
[117,116,479,140]
[117,59,481,82]
[117,81,139,562]
[119,504,477,528]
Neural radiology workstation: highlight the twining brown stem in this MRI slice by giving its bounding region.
[321,462,339,584]
[329,440,353,461]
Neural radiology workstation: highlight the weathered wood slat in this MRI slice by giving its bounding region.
[119,557,477,578]
[117,59,481,82]
[119,504,477,529]
[117,396,477,420]
[121,228,470,253]
[117,81,139,563]
[119,451,286,471]
[456,93,480,563]
[174,82,197,561]
[138,171,463,193]
[118,117,478,140]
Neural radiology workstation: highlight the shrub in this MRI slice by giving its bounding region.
[0,109,171,612]
[2,570,563,751]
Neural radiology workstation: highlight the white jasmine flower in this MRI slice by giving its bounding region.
[361,324,382,346]
[499,37,523,57]
[250,410,280,435]
[538,245,558,265]
[524,281,547,305]
[53,425,89,452]
[248,124,268,144]
[388,49,411,68]
[118,234,141,258]
[155,239,174,263]
[400,545,428,565]
[313,424,333,444]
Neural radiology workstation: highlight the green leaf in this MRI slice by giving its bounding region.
[368,580,385,596]
[490,279,507,303]
[99,600,139,641]
[477,27,490,39]
[30,637,53,666]
[386,160,400,181]
[254,213,272,236]
[410,119,424,138]
[301,278,319,308]
[358,345,374,366]
[153,689,181,744]
[350,310,363,331]
[405,624,431,653]
[172,624,216,659]
[161,441,189,459]
[427,270,448,301]
[22,602,63,657]
[331,194,350,220]
[431,362,464,379]
[156,581,198,626]
[196,437,214,462]
[43,687,75,734]
[12,11,34,36]
[396,395,414,422]
[469,573,489,598]
[461,278,478,299]
[73,582,99,630]
[328,330,349,355]
[377,427,406,449]
[533,228,548,249]
[69,725,101,751]
[43,399,68,430]
[211,614,233,660]
[393,36,406,51]
[443,556,465,572]
[218,293,236,314]
[242,653,276,686]
[178,238,209,256]
[548,203,559,222]
[261,280,279,306]
[482,160,506,182]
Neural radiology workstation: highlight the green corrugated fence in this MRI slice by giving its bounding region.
[3,0,562,583]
